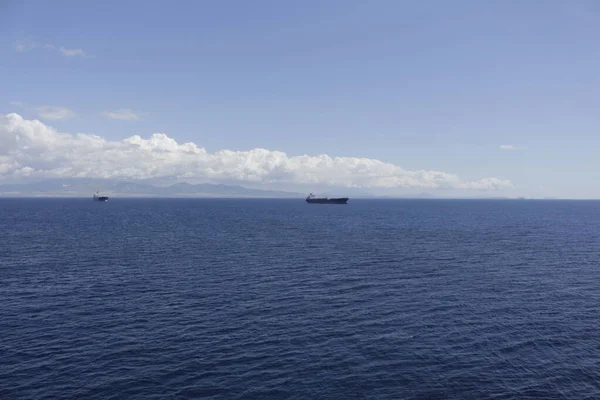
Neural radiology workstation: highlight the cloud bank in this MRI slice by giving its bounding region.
[0,113,512,190]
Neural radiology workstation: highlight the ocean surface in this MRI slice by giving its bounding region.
[2,198,600,399]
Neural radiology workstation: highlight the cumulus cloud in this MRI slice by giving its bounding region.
[35,107,76,121]
[500,145,526,151]
[101,109,142,120]
[0,113,513,190]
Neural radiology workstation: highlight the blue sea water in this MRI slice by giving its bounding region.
[2,198,600,399]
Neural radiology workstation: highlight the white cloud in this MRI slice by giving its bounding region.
[58,47,86,57]
[500,145,526,151]
[14,40,38,52]
[0,113,513,190]
[35,107,76,121]
[101,109,142,120]
[15,41,86,57]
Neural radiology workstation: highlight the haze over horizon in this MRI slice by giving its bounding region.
[2,1,600,198]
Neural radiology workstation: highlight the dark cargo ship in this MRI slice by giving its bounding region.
[306,193,348,204]
[93,191,109,202]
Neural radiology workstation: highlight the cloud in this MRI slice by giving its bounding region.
[14,41,87,57]
[35,107,76,121]
[101,109,142,120]
[0,113,513,190]
[500,145,526,151]
[61,47,86,57]
[44,44,86,57]
[14,40,38,52]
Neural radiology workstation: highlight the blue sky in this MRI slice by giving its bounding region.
[2,0,600,197]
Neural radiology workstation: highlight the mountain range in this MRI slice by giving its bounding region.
[0,179,304,198]
[0,179,521,199]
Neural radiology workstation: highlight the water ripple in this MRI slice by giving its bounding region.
[2,199,600,399]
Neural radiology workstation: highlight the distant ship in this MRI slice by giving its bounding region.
[306,193,349,204]
[93,191,109,202]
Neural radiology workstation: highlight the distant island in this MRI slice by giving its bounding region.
[0,179,303,198]
[0,179,563,200]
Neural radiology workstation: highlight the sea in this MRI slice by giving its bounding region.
[2,198,600,399]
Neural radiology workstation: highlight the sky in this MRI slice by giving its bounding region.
[1,0,600,197]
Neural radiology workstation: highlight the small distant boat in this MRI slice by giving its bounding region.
[306,193,348,204]
[93,191,109,202]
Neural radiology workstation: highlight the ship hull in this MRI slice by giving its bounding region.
[306,198,348,204]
